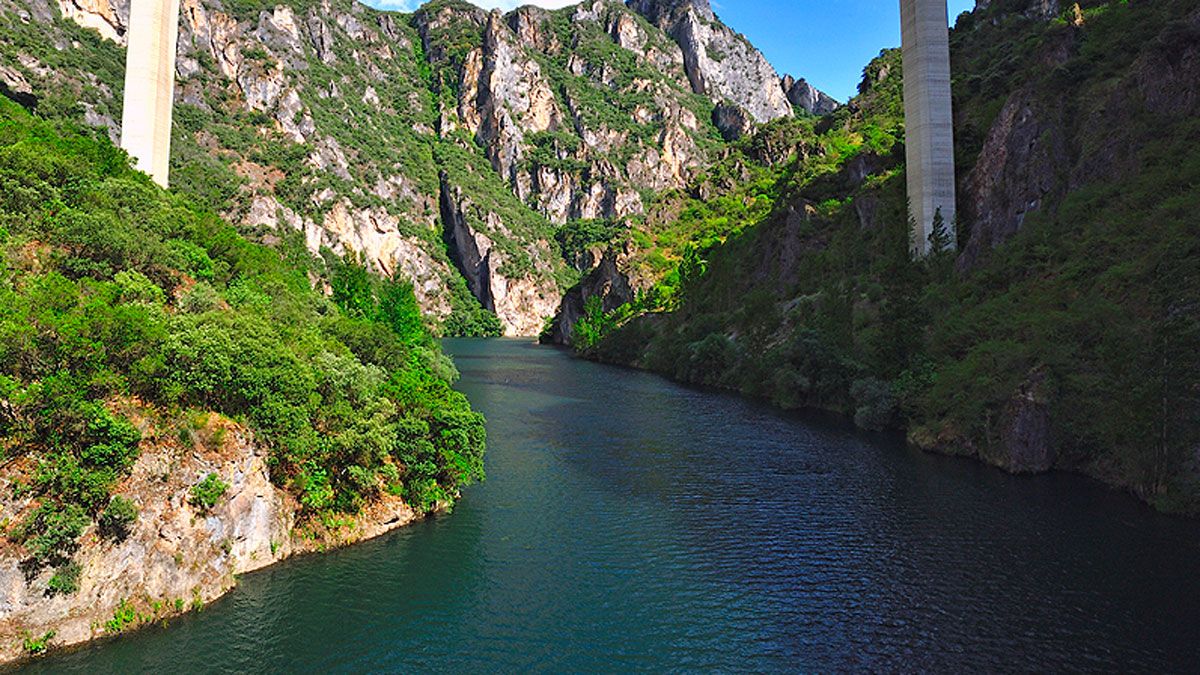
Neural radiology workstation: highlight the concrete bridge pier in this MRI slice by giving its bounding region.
[120,0,180,188]
[900,0,957,256]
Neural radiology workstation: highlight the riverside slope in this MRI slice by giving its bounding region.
[577,0,1200,514]
[0,410,426,665]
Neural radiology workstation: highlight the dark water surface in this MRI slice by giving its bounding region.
[20,339,1200,672]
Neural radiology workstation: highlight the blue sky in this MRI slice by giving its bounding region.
[362,0,976,102]
[715,0,975,101]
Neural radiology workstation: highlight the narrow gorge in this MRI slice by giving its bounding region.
[1,0,1198,667]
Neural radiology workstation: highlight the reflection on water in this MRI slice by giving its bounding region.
[18,339,1200,672]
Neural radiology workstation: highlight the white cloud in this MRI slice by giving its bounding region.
[367,0,579,12]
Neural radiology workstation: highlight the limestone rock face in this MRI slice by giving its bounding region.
[782,75,839,115]
[303,199,454,319]
[711,101,754,140]
[56,0,126,43]
[628,0,714,25]
[460,11,562,186]
[992,370,1056,473]
[15,0,827,336]
[634,0,792,124]
[413,0,719,232]
[542,248,635,346]
[439,175,562,337]
[975,0,1061,21]
[958,86,1067,270]
[0,414,420,665]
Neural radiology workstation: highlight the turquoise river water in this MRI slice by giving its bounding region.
[16,339,1200,672]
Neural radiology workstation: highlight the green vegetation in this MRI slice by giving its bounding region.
[11,504,90,565]
[46,561,82,596]
[98,496,139,540]
[189,474,229,513]
[585,1,1200,512]
[0,98,485,576]
[103,598,140,634]
[555,219,624,265]
[21,631,55,656]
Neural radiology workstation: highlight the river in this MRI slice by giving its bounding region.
[17,339,1200,672]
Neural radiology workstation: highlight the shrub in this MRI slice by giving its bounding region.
[104,598,139,634]
[190,473,229,513]
[850,378,896,431]
[113,270,166,305]
[22,630,55,655]
[167,239,215,281]
[98,495,139,540]
[47,561,82,596]
[14,502,90,563]
[81,407,142,473]
[679,333,740,387]
[572,296,615,349]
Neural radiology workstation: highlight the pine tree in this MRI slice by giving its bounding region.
[927,207,952,254]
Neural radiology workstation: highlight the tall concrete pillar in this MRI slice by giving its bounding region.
[120,0,180,188]
[900,0,957,256]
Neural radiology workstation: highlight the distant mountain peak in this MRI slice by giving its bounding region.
[626,0,792,125]
[626,0,714,28]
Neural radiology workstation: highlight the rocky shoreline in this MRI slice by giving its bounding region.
[0,411,432,666]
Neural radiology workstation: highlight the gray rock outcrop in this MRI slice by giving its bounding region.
[439,174,563,337]
[782,75,839,115]
[0,413,422,665]
[628,0,792,124]
[542,249,635,346]
[958,86,1067,270]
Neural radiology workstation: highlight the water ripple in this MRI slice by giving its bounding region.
[18,340,1200,673]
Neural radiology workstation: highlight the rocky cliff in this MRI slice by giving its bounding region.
[0,407,424,665]
[630,0,792,124]
[0,0,833,336]
[957,1,1200,268]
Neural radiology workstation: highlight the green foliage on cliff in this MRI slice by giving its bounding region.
[46,561,81,596]
[98,495,138,540]
[189,473,230,512]
[21,631,55,656]
[0,99,486,568]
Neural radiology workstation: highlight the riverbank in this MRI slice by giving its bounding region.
[579,322,1200,517]
[21,338,1200,672]
[0,408,435,666]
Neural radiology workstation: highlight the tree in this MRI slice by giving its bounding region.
[927,208,953,254]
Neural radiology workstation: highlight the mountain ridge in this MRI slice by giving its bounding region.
[0,0,836,336]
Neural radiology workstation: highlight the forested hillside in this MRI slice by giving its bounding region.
[578,0,1200,513]
[0,98,484,658]
[0,0,830,336]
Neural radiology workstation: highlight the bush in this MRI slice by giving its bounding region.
[14,502,90,563]
[850,378,896,431]
[47,561,82,595]
[190,473,229,512]
[679,333,740,387]
[104,598,139,634]
[98,495,139,540]
[22,631,55,655]
[572,296,616,349]
[81,407,142,473]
